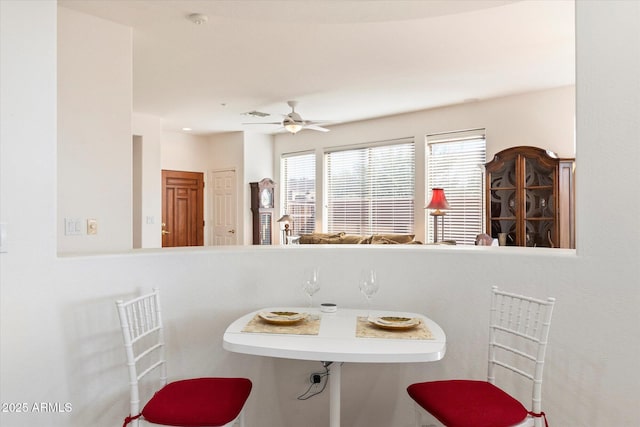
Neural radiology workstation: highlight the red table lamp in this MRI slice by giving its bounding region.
[426,188,450,243]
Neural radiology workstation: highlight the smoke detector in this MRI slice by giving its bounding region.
[188,13,208,25]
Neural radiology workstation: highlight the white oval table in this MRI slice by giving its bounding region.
[223,308,446,427]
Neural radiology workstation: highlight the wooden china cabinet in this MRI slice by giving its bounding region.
[485,146,575,248]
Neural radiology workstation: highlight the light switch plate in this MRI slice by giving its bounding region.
[65,218,82,236]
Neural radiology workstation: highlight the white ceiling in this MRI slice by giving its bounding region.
[58,0,575,135]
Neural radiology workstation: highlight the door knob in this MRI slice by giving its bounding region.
[161,222,170,235]
[228,229,236,234]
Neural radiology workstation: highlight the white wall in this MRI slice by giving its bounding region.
[243,132,275,245]
[1,3,639,427]
[274,86,575,240]
[132,113,163,249]
[57,6,132,254]
[207,132,244,172]
[161,131,211,172]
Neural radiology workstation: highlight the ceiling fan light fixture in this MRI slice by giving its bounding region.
[284,123,302,134]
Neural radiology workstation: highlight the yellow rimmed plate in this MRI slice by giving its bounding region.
[258,311,308,325]
[369,316,420,331]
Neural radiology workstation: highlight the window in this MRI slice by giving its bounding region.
[426,130,486,245]
[281,152,316,235]
[325,139,415,235]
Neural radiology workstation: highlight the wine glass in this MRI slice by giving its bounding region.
[302,267,320,308]
[359,269,379,319]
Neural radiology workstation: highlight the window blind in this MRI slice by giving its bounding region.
[281,152,316,235]
[325,140,415,235]
[426,131,486,245]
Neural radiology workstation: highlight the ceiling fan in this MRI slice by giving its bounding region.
[243,101,330,134]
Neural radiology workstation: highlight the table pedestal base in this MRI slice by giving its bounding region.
[328,362,341,427]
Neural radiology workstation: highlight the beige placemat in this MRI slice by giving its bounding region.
[241,313,320,335]
[356,316,434,340]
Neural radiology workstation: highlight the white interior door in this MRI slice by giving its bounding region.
[210,169,237,245]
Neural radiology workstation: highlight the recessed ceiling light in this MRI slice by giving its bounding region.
[182,127,192,131]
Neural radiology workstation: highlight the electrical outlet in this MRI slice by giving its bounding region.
[87,218,98,235]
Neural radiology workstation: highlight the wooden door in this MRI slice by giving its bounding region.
[211,170,238,245]
[162,170,204,247]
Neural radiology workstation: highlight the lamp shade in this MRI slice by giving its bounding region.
[277,214,293,224]
[426,188,450,211]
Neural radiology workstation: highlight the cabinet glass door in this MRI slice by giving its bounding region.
[489,158,517,245]
[523,158,556,247]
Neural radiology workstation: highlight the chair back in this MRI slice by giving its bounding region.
[488,286,555,417]
[116,289,167,425]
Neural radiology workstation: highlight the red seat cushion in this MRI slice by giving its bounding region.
[142,377,252,427]
[407,380,528,427]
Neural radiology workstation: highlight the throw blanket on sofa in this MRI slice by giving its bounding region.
[298,232,421,245]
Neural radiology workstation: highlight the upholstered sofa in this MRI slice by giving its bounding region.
[296,232,422,245]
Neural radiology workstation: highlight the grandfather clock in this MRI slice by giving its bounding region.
[250,178,275,245]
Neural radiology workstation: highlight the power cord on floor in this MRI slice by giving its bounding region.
[296,362,331,400]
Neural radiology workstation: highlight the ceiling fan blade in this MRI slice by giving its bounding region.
[242,122,282,125]
[305,124,330,132]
